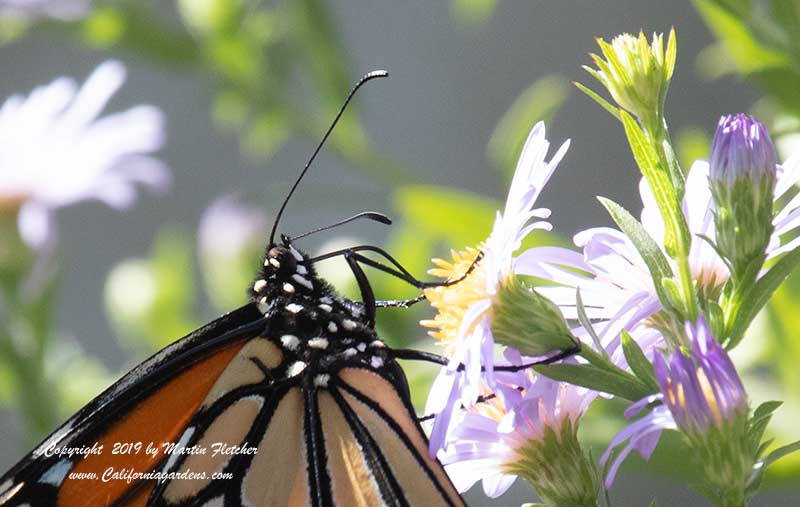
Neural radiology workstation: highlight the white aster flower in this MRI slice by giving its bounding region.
[422,122,569,454]
[0,60,170,248]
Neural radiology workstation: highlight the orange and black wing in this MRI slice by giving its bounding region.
[0,303,268,507]
[0,304,464,507]
[147,364,464,507]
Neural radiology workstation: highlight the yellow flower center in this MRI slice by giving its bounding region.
[420,245,488,354]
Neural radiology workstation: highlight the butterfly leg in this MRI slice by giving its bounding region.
[392,344,581,370]
[343,250,378,327]
[312,245,483,290]
[375,294,426,309]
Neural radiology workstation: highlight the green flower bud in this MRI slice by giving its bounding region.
[585,29,676,127]
[505,418,599,507]
[491,276,577,357]
[709,114,777,274]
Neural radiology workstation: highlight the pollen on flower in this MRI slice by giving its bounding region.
[420,246,488,352]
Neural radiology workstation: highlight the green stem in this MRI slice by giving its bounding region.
[647,117,698,323]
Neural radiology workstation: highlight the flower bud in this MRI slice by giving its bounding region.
[656,318,753,497]
[506,417,599,507]
[491,276,577,357]
[709,114,777,272]
[585,29,676,125]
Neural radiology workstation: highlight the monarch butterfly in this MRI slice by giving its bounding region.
[0,71,575,507]
[0,70,467,507]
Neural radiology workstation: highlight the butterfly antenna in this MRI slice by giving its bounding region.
[269,69,389,244]
[291,211,392,241]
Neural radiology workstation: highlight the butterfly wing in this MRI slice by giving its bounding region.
[1,305,464,507]
[0,303,266,507]
[147,363,463,507]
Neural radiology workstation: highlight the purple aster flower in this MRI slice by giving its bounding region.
[601,318,750,489]
[0,60,170,249]
[436,365,598,504]
[525,143,800,348]
[710,114,776,190]
[421,123,569,448]
[709,114,778,272]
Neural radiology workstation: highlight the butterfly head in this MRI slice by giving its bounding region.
[250,235,321,313]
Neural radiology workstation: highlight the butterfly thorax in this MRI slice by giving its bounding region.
[249,241,390,387]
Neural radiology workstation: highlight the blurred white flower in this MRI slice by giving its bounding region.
[0,60,170,248]
[0,0,90,21]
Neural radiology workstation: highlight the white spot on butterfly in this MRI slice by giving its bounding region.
[296,265,308,275]
[253,280,267,293]
[369,340,385,348]
[350,306,364,317]
[268,258,281,269]
[357,343,367,352]
[319,296,333,304]
[370,357,384,368]
[283,283,295,294]
[39,459,71,486]
[280,334,300,351]
[342,319,357,331]
[0,480,23,504]
[285,303,303,314]
[343,348,357,358]
[318,303,333,313]
[314,374,330,387]
[291,274,313,290]
[327,322,338,333]
[164,427,195,473]
[308,338,329,349]
[257,297,269,314]
[202,496,224,507]
[288,245,304,261]
[287,361,307,377]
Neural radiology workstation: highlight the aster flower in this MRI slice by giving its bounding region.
[601,318,753,500]
[584,30,676,127]
[0,60,170,249]
[528,141,800,348]
[709,114,777,275]
[438,364,598,505]
[0,0,90,21]
[422,122,569,452]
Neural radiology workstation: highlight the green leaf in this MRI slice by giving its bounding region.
[753,400,783,420]
[576,288,608,359]
[729,246,800,346]
[749,401,783,449]
[599,196,674,306]
[487,75,570,180]
[764,440,800,467]
[574,81,621,120]
[618,110,687,256]
[535,362,652,401]
[621,330,659,391]
[692,0,789,77]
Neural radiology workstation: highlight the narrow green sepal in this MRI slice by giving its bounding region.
[621,330,659,391]
[574,81,621,121]
[729,246,800,348]
[535,362,653,402]
[599,196,674,307]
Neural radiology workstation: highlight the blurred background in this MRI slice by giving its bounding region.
[0,0,798,505]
